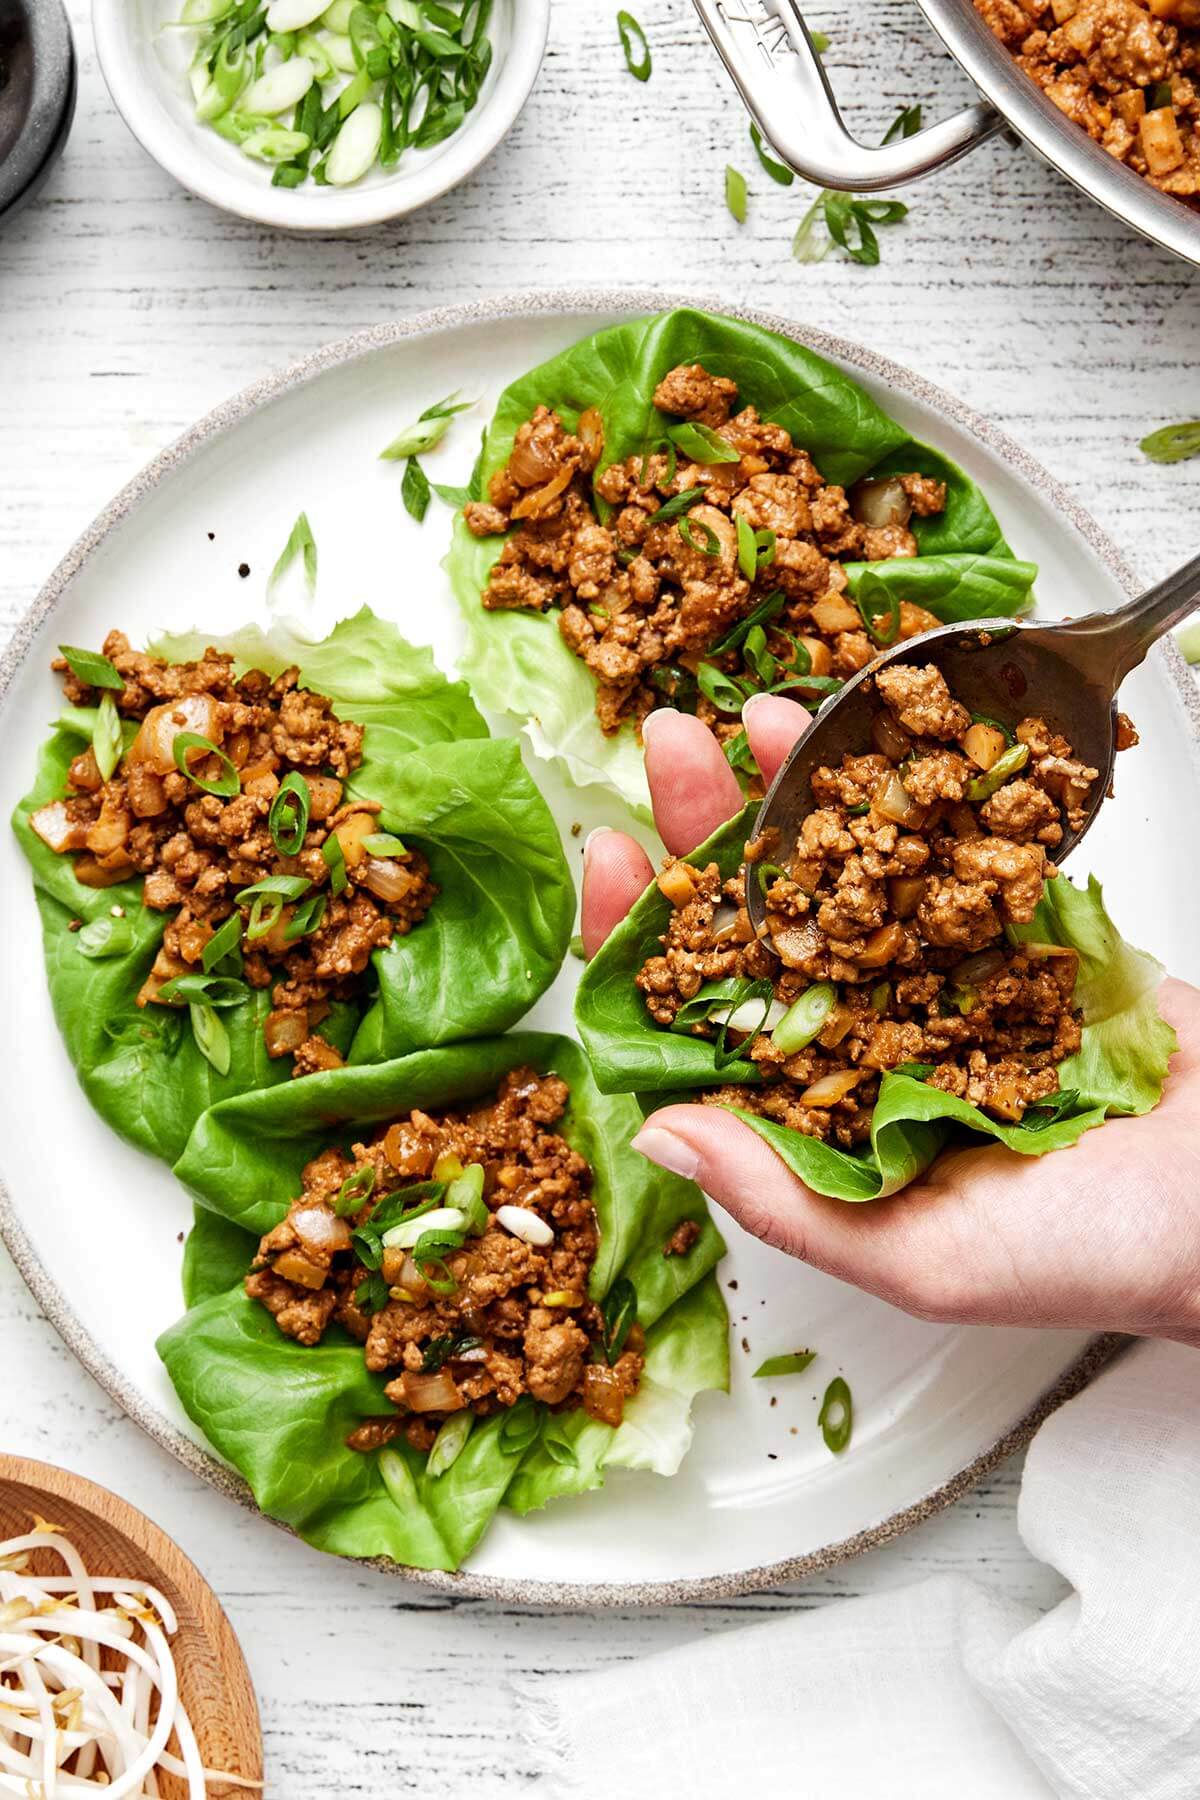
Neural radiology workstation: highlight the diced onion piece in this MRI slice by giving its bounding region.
[963,721,1007,771]
[542,1289,585,1308]
[1140,104,1184,177]
[710,901,740,942]
[772,982,836,1054]
[381,1206,466,1250]
[851,921,906,968]
[888,874,926,917]
[29,799,91,853]
[291,1205,352,1256]
[873,771,925,827]
[1019,939,1077,959]
[725,995,787,1036]
[127,692,221,775]
[495,1204,554,1247]
[948,801,981,840]
[509,430,562,487]
[401,1369,463,1413]
[327,100,383,185]
[818,999,857,1047]
[657,861,697,907]
[871,709,912,762]
[578,406,605,469]
[272,1249,328,1288]
[582,1363,627,1427]
[264,1008,309,1056]
[799,1069,865,1107]
[949,948,1006,988]
[266,0,328,27]
[770,917,825,969]
[809,594,861,635]
[433,1151,464,1180]
[793,634,832,677]
[241,55,316,116]
[510,462,574,519]
[362,856,416,903]
[849,476,912,529]
[333,808,378,868]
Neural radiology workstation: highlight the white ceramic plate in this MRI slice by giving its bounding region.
[3,293,1197,1605]
[92,0,548,231]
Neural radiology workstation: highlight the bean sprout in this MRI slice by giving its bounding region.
[0,1521,261,1796]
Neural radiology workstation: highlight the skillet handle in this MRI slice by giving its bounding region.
[692,0,1002,193]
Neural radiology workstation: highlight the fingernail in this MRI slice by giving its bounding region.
[631,1125,701,1181]
[641,710,668,744]
[741,691,770,723]
[583,826,612,857]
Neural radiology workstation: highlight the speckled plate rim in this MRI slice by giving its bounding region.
[0,287,1188,1608]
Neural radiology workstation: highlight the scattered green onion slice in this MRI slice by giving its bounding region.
[753,1350,816,1378]
[76,916,134,959]
[696,662,748,714]
[402,456,431,522]
[427,1411,475,1478]
[725,163,747,224]
[378,1446,419,1510]
[189,1001,231,1076]
[894,1060,937,1080]
[361,832,407,857]
[723,728,756,773]
[1178,620,1200,666]
[379,392,474,461]
[853,569,901,645]
[269,511,317,592]
[772,982,837,1055]
[601,1277,638,1366]
[234,873,312,905]
[818,1376,853,1453]
[711,591,786,656]
[678,517,722,557]
[882,102,922,143]
[335,1163,376,1217]
[1140,421,1200,464]
[667,422,739,467]
[965,741,1029,802]
[649,486,705,524]
[499,1399,542,1456]
[284,891,327,942]
[93,694,124,783]
[1019,1087,1080,1131]
[59,645,123,691]
[1145,80,1174,111]
[542,1430,579,1468]
[269,770,312,856]
[616,8,650,80]
[157,972,248,1008]
[422,1333,482,1373]
[749,121,794,186]
[202,912,244,974]
[445,1163,488,1237]
[173,731,241,797]
[322,831,349,896]
[735,511,758,580]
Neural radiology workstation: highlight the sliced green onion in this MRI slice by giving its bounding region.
[870,980,891,1013]
[648,486,704,524]
[202,911,244,973]
[445,1163,487,1237]
[818,1376,853,1453]
[354,1269,390,1315]
[667,422,739,467]
[93,693,123,783]
[742,625,776,688]
[378,1446,419,1510]
[772,982,837,1054]
[381,1204,467,1252]
[379,392,474,461]
[678,517,721,557]
[322,831,348,896]
[427,1411,474,1478]
[158,972,248,1007]
[601,1276,638,1366]
[416,1254,458,1297]
[173,732,240,797]
[965,741,1029,801]
[853,569,901,645]
[1140,421,1200,464]
[750,121,794,186]
[284,890,327,941]
[710,590,785,655]
[1019,1088,1080,1131]
[1178,620,1200,665]
[670,975,777,1067]
[755,861,791,896]
[695,662,748,714]
[498,1399,541,1456]
[234,873,313,904]
[725,164,747,224]
[269,770,312,856]
[335,1162,376,1217]
[59,645,123,691]
[543,1430,579,1468]
[402,456,431,522]
[242,126,311,162]
[738,512,761,577]
[361,832,407,857]
[190,1001,231,1075]
[753,1351,816,1378]
[723,728,755,773]
[616,8,650,80]
[270,511,317,593]
[1145,79,1174,111]
[76,916,134,959]
[894,1060,936,1080]
[240,55,315,114]
[882,102,922,143]
[327,98,383,184]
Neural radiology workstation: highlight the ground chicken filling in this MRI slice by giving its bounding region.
[638,661,1139,1148]
[245,1068,646,1455]
[975,0,1200,203]
[465,361,950,760]
[32,634,435,1076]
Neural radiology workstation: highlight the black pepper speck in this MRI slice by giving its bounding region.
[238,562,250,578]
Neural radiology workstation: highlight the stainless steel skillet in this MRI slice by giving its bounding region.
[694,0,1200,267]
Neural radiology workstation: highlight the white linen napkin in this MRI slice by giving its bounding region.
[519,1339,1200,1799]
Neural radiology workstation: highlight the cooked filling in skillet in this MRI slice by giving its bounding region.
[245,1067,645,1453]
[975,0,1200,203]
[638,661,1139,1148]
[464,361,949,762]
[31,635,435,1076]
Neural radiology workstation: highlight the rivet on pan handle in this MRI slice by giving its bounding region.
[692,0,1002,193]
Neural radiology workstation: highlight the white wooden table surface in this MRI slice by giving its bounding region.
[3,1,1198,1790]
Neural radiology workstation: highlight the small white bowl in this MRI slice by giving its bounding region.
[92,0,548,231]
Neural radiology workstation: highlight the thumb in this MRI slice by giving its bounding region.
[631,1103,933,1309]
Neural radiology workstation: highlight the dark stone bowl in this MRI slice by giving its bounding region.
[0,0,75,226]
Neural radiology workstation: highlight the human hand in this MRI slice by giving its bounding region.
[582,696,1200,1345]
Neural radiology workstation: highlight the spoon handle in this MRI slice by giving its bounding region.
[1050,548,1200,690]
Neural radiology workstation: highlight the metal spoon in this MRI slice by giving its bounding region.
[744,553,1200,935]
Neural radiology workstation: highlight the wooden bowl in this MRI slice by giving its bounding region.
[0,1454,263,1795]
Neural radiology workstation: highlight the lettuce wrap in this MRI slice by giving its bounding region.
[447,308,1039,812]
[575,806,1176,1202]
[13,610,575,1165]
[158,1033,729,1572]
